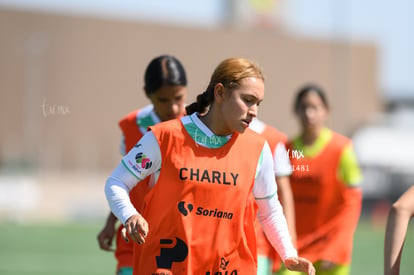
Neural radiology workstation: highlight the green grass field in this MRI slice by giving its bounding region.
[0,222,116,275]
[0,219,413,275]
[351,220,414,274]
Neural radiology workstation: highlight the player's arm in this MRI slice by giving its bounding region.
[253,142,315,275]
[97,212,118,251]
[337,144,363,235]
[384,185,414,275]
[276,176,296,246]
[96,131,128,251]
[274,142,296,245]
[105,131,161,244]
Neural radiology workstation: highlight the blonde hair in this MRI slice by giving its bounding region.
[186,57,264,115]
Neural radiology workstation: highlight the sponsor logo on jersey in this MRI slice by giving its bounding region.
[196,206,233,220]
[205,270,238,275]
[155,237,188,270]
[178,201,233,220]
[135,152,152,169]
[204,257,238,275]
[179,168,239,186]
[220,257,229,270]
[126,160,142,175]
[177,201,193,216]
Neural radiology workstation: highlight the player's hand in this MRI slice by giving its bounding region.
[97,217,116,251]
[284,256,315,275]
[122,214,149,245]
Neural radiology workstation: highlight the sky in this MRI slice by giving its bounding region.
[1,0,413,100]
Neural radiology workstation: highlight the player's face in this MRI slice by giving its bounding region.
[149,85,187,122]
[296,91,328,131]
[217,77,264,135]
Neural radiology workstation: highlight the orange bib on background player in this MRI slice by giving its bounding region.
[132,119,266,275]
[286,132,362,264]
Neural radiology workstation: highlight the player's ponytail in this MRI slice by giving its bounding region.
[186,89,214,115]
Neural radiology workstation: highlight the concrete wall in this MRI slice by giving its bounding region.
[0,8,381,173]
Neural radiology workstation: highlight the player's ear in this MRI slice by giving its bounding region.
[214,83,226,103]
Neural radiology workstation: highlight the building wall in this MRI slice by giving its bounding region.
[0,8,380,173]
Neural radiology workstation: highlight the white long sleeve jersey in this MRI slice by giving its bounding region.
[105,113,297,261]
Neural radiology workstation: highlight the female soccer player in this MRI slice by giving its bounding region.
[278,84,362,275]
[105,57,315,275]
